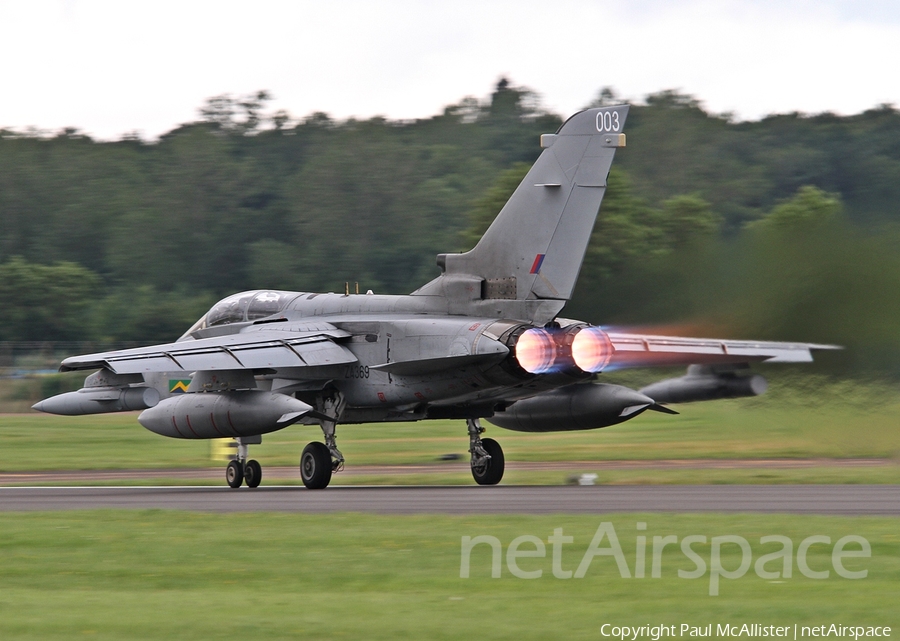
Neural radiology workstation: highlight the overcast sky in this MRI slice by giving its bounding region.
[2,0,899,140]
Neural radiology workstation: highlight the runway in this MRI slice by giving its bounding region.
[0,485,897,515]
[0,458,892,484]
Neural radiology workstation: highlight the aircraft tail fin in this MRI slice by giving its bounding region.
[413,106,629,324]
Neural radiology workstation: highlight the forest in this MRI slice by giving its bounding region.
[1,79,899,375]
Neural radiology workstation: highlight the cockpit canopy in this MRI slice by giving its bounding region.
[180,290,301,339]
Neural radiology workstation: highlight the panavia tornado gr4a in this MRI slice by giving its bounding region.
[33,105,837,489]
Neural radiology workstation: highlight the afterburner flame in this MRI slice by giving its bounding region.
[514,328,557,374]
[572,326,613,372]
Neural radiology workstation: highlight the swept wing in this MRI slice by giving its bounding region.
[58,323,357,374]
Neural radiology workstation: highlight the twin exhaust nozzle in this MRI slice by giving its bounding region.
[513,326,614,375]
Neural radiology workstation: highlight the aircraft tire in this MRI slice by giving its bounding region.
[226,460,244,489]
[301,442,333,490]
[471,437,504,486]
[244,459,262,488]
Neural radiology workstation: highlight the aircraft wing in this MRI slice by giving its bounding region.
[59,322,357,374]
[605,332,840,368]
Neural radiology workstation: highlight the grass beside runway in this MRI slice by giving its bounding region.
[0,511,896,640]
[1,375,898,483]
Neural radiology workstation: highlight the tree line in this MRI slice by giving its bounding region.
[1,80,899,374]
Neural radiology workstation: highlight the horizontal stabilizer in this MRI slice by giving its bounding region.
[607,333,840,368]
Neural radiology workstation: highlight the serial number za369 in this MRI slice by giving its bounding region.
[596,110,621,133]
[343,365,370,379]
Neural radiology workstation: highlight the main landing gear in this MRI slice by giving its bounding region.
[225,436,263,489]
[300,442,333,489]
[299,412,506,489]
[300,392,346,490]
[467,418,504,485]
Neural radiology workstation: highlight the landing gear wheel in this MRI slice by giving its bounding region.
[471,437,504,486]
[226,460,244,489]
[243,459,262,488]
[301,442,333,490]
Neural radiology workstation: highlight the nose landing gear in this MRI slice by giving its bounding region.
[225,436,263,489]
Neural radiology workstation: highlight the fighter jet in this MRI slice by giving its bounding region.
[33,105,836,489]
